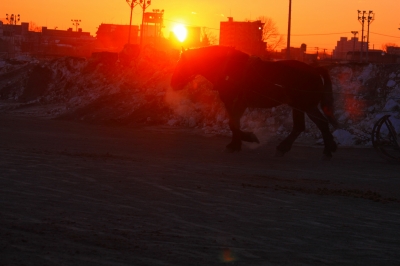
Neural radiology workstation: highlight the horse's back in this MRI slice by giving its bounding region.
[245,59,327,108]
[273,60,321,78]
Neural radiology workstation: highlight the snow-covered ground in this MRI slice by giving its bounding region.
[0,53,399,148]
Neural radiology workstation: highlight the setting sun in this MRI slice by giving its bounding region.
[172,24,188,42]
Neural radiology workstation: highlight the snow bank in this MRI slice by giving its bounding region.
[0,54,399,147]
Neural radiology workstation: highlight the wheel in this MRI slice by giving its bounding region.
[371,115,400,161]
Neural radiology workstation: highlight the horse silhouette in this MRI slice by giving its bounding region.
[170,46,338,158]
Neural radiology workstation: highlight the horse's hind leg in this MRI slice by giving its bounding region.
[306,107,337,158]
[276,109,305,156]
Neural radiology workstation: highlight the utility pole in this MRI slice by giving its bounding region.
[139,0,152,47]
[71,19,81,31]
[366,11,375,62]
[351,31,358,61]
[126,0,140,45]
[357,10,366,62]
[286,0,292,59]
[5,14,20,57]
[6,14,20,25]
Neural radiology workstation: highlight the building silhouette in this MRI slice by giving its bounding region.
[387,46,400,56]
[332,36,399,63]
[0,22,31,56]
[219,17,266,56]
[142,11,164,38]
[333,37,362,60]
[95,24,139,52]
[0,20,95,58]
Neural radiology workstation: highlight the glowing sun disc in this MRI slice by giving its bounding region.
[173,24,187,42]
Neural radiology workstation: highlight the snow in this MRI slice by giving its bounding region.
[358,63,375,85]
[0,54,399,148]
[332,129,355,146]
[383,99,400,111]
[387,80,396,87]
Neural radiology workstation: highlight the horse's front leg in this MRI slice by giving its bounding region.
[225,112,243,152]
[225,107,260,152]
[276,109,305,156]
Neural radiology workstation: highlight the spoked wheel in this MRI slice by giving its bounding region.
[371,115,400,161]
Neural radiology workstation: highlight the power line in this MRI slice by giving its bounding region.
[163,17,220,31]
[288,32,349,36]
[370,31,400,38]
[163,17,400,40]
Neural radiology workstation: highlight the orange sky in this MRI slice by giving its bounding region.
[2,0,400,52]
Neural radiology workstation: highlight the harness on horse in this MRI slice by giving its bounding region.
[242,56,294,105]
[218,50,327,107]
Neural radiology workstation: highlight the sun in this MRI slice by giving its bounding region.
[172,24,188,42]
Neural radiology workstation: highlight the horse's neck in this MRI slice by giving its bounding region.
[188,48,250,85]
[192,55,227,84]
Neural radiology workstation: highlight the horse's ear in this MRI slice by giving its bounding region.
[181,46,186,53]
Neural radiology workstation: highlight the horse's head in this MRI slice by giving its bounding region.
[170,48,196,91]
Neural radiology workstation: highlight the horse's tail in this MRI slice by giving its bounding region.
[317,67,339,129]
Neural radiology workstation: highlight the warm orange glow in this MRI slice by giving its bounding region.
[344,97,366,120]
[172,24,187,42]
[221,248,236,262]
[2,1,399,51]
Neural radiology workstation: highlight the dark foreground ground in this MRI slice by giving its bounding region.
[1,112,399,266]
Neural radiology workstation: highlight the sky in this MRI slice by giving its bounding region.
[2,0,400,53]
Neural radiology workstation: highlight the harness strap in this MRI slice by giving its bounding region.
[218,49,234,84]
[242,57,293,105]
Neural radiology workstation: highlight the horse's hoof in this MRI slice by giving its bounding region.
[274,150,285,157]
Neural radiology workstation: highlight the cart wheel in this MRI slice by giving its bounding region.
[371,115,400,161]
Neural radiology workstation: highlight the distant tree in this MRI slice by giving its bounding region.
[382,43,398,53]
[256,16,285,52]
[29,21,41,32]
[201,27,217,46]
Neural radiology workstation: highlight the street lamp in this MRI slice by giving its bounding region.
[126,0,140,45]
[357,10,366,62]
[6,14,20,25]
[71,19,81,31]
[5,14,20,57]
[139,0,152,47]
[351,31,358,61]
[366,10,375,62]
[124,0,151,47]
